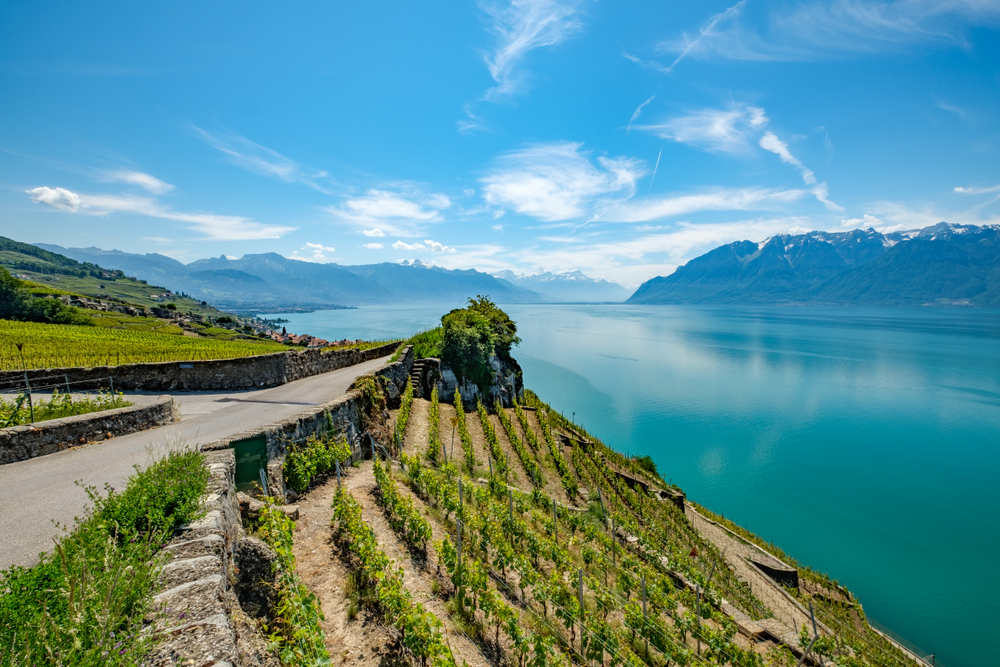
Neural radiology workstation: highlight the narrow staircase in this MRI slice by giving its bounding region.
[409,359,429,399]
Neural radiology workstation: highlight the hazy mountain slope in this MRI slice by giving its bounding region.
[34,244,545,309]
[628,223,1000,307]
[493,269,631,302]
[340,261,545,303]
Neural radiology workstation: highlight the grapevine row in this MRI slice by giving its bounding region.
[452,389,476,472]
[426,386,442,463]
[396,379,415,445]
[475,400,510,479]
[373,458,433,550]
[525,396,579,499]
[494,399,544,486]
[331,489,457,667]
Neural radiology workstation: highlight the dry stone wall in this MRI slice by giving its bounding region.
[0,396,175,464]
[0,341,401,393]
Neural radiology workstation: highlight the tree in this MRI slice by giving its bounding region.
[0,268,30,319]
[466,295,520,360]
[441,307,495,392]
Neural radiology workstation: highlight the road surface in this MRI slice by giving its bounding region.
[0,355,389,569]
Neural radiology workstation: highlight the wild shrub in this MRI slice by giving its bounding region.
[0,450,209,666]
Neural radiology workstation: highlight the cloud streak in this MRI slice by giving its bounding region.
[98,169,175,194]
[392,239,457,253]
[327,188,452,236]
[480,0,584,99]
[26,185,294,240]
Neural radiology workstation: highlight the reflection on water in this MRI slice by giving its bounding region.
[272,304,1000,667]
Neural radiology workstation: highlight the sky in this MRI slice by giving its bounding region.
[1,1,999,287]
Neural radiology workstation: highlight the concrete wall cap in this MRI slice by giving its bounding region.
[154,574,225,602]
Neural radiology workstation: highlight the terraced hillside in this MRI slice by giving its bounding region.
[286,385,927,667]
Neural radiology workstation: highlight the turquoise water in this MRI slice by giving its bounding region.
[274,304,1000,667]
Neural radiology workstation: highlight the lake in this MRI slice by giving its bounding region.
[272,303,1000,667]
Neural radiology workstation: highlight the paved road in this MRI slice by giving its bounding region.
[0,356,389,569]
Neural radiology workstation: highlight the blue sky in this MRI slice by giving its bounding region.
[1,1,998,286]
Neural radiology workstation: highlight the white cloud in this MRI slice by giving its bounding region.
[27,186,81,211]
[480,0,585,99]
[363,242,384,249]
[654,0,749,72]
[481,142,644,222]
[840,213,884,228]
[328,189,452,236]
[656,0,1000,62]
[98,169,175,194]
[622,52,673,74]
[627,95,656,132]
[639,104,768,154]
[492,224,504,231]
[26,185,294,241]
[759,132,816,184]
[600,186,809,223]
[955,183,1000,194]
[290,242,337,263]
[811,182,844,212]
[391,239,457,253]
[934,96,967,120]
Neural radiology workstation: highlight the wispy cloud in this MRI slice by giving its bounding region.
[622,52,672,74]
[363,242,384,249]
[934,96,968,120]
[656,1,748,71]
[479,0,585,100]
[391,239,457,253]
[290,242,337,263]
[639,104,769,154]
[600,187,809,223]
[640,104,839,209]
[955,182,1000,194]
[481,142,644,222]
[193,126,333,193]
[758,132,816,184]
[656,0,1000,62]
[627,95,656,133]
[26,185,294,240]
[327,188,452,236]
[97,169,175,194]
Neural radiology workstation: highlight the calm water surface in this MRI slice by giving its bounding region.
[273,304,1000,667]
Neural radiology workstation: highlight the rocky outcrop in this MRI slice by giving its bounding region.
[418,354,523,408]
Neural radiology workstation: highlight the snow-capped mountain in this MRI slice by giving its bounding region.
[627,223,1000,307]
[493,269,631,303]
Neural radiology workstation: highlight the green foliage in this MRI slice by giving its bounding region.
[0,318,287,371]
[332,490,456,667]
[258,501,331,666]
[439,296,520,394]
[374,459,433,549]
[496,399,543,486]
[426,386,442,463]
[0,267,92,325]
[283,430,352,494]
[0,389,131,426]
[453,389,476,472]
[632,455,658,478]
[524,392,578,499]
[0,450,209,666]
[406,327,444,359]
[395,379,415,447]
[476,399,510,480]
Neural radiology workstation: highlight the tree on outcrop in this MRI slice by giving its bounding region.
[440,296,520,394]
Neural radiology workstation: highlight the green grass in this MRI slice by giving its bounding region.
[0,319,289,370]
[1,389,132,426]
[403,326,444,359]
[0,449,210,666]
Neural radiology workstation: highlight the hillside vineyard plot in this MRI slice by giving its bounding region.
[0,320,288,370]
[277,384,927,667]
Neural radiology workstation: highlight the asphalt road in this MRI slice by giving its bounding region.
[0,355,389,569]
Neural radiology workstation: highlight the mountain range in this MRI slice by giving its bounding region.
[493,270,631,302]
[627,223,1000,307]
[34,245,627,310]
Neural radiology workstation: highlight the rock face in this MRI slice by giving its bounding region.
[234,536,278,620]
[421,354,523,408]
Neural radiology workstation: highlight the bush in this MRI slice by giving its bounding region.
[0,267,92,326]
[0,450,209,666]
[407,327,444,359]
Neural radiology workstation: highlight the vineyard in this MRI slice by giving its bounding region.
[0,319,288,370]
[275,386,928,667]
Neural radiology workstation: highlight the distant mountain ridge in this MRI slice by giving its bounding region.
[627,223,1000,307]
[493,269,631,302]
[34,245,546,311]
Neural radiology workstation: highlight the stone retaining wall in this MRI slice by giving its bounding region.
[201,346,414,498]
[148,448,278,667]
[0,396,175,465]
[0,341,401,393]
